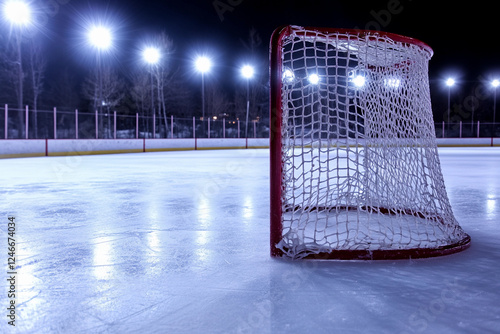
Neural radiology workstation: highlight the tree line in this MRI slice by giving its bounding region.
[0,28,270,138]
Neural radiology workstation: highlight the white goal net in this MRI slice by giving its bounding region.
[270,26,470,260]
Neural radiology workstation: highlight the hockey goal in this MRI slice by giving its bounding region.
[270,26,471,260]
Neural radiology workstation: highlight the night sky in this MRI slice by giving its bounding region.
[15,0,500,117]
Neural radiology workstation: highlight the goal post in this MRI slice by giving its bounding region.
[270,25,471,260]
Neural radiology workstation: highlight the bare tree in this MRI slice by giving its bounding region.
[206,82,231,118]
[47,67,80,110]
[240,27,263,54]
[0,35,14,104]
[150,31,175,137]
[27,38,47,138]
[163,69,194,118]
[130,69,152,136]
[238,28,269,127]
[0,33,25,137]
[82,66,125,138]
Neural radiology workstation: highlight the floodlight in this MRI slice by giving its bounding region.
[143,47,160,65]
[492,79,500,88]
[446,78,455,87]
[353,75,366,87]
[3,0,31,26]
[282,68,295,83]
[88,25,112,50]
[308,73,319,85]
[384,77,401,89]
[195,56,212,73]
[241,65,254,79]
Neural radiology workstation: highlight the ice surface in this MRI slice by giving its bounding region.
[0,148,499,333]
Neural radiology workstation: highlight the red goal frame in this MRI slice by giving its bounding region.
[269,26,470,260]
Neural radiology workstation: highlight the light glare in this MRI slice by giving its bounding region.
[3,0,31,26]
[88,25,112,50]
[446,78,455,87]
[241,65,254,79]
[492,79,500,88]
[353,75,366,87]
[308,73,319,85]
[282,68,295,83]
[143,47,160,65]
[195,56,212,73]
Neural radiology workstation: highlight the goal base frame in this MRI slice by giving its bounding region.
[275,235,471,260]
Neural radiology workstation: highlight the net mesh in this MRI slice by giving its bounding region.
[275,27,470,259]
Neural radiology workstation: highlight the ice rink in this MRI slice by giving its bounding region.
[1,147,499,334]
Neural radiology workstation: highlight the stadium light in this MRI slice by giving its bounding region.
[241,65,254,79]
[308,73,320,85]
[87,25,112,50]
[3,0,31,26]
[282,68,295,84]
[353,75,366,87]
[195,56,212,74]
[195,56,212,119]
[2,0,32,115]
[142,47,160,65]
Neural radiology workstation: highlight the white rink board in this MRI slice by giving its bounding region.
[437,137,500,146]
[145,138,196,151]
[0,137,498,158]
[48,139,144,155]
[197,138,247,149]
[0,140,46,157]
[247,138,269,148]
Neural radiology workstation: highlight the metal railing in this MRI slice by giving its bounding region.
[0,105,269,140]
[435,121,500,138]
[1,105,498,140]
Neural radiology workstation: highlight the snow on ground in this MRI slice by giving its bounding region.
[0,147,499,333]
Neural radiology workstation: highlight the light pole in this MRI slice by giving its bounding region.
[445,78,455,135]
[3,0,31,136]
[143,47,160,138]
[195,56,212,120]
[492,80,499,123]
[492,79,499,136]
[87,24,112,138]
[241,65,254,139]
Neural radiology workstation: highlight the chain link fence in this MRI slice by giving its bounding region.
[0,106,270,140]
[1,105,499,140]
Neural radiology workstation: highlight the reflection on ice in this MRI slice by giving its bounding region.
[486,195,496,217]
[242,196,253,221]
[92,237,115,281]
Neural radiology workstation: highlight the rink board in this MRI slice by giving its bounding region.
[0,137,496,158]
